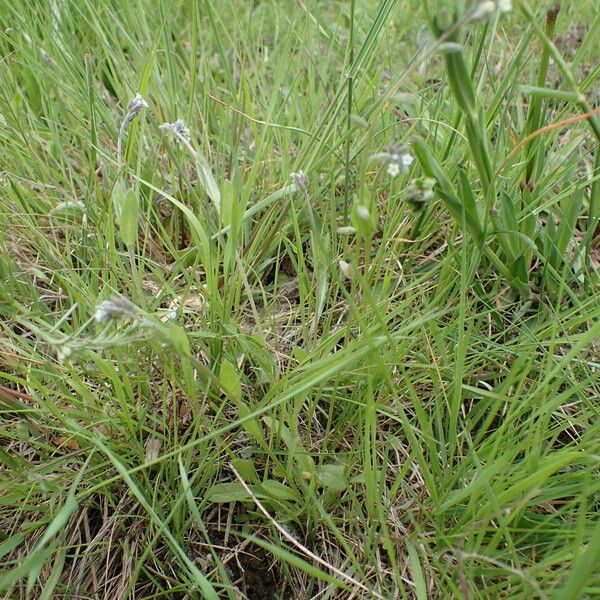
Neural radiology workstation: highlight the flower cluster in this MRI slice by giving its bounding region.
[160,119,191,144]
[370,144,414,178]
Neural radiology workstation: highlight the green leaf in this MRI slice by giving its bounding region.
[519,85,579,102]
[541,214,559,268]
[219,360,241,402]
[509,255,529,288]
[437,189,483,244]
[260,480,300,502]
[111,177,128,221]
[219,177,234,229]
[0,532,25,561]
[231,458,260,484]
[263,416,314,474]
[36,496,79,549]
[412,137,453,194]
[497,452,580,506]
[119,187,139,249]
[161,323,191,358]
[196,152,221,213]
[557,516,600,600]
[499,191,522,257]
[48,201,85,225]
[38,547,67,600]
[0,447,24,472]
[556,189,583,258]
[0,545,55,592]
[177,459,221,599]
[443,49,477,116]
[316,463,347,493]
[238,404,265,445]
[457,169,484,244]
[26,496,78,594]
[206,482,252,503]
[96,439,219,600]
[406,541,427,600]
[393,92,421,118]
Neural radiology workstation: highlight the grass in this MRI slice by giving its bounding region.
[0,0,599,598]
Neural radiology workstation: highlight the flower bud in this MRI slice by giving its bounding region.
[355,205,370,221]
[338,260,354,279]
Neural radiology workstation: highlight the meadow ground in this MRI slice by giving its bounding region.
[0,0,599,598]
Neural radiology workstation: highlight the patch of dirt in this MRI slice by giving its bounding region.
[205,526,283,599]
[233,545,280,600]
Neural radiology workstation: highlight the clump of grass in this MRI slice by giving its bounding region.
[0,0,599,598]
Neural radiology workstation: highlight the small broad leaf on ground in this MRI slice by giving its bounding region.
[316,463,347,493]
[206,482,253,503]
[260,479,300,502]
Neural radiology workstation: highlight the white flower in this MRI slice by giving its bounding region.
[166,299,179,321]
[372,143,414,178]
[401,154,414,170]
[387,162,401,178]
[387,152,413,177]
[498,0,512,12]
